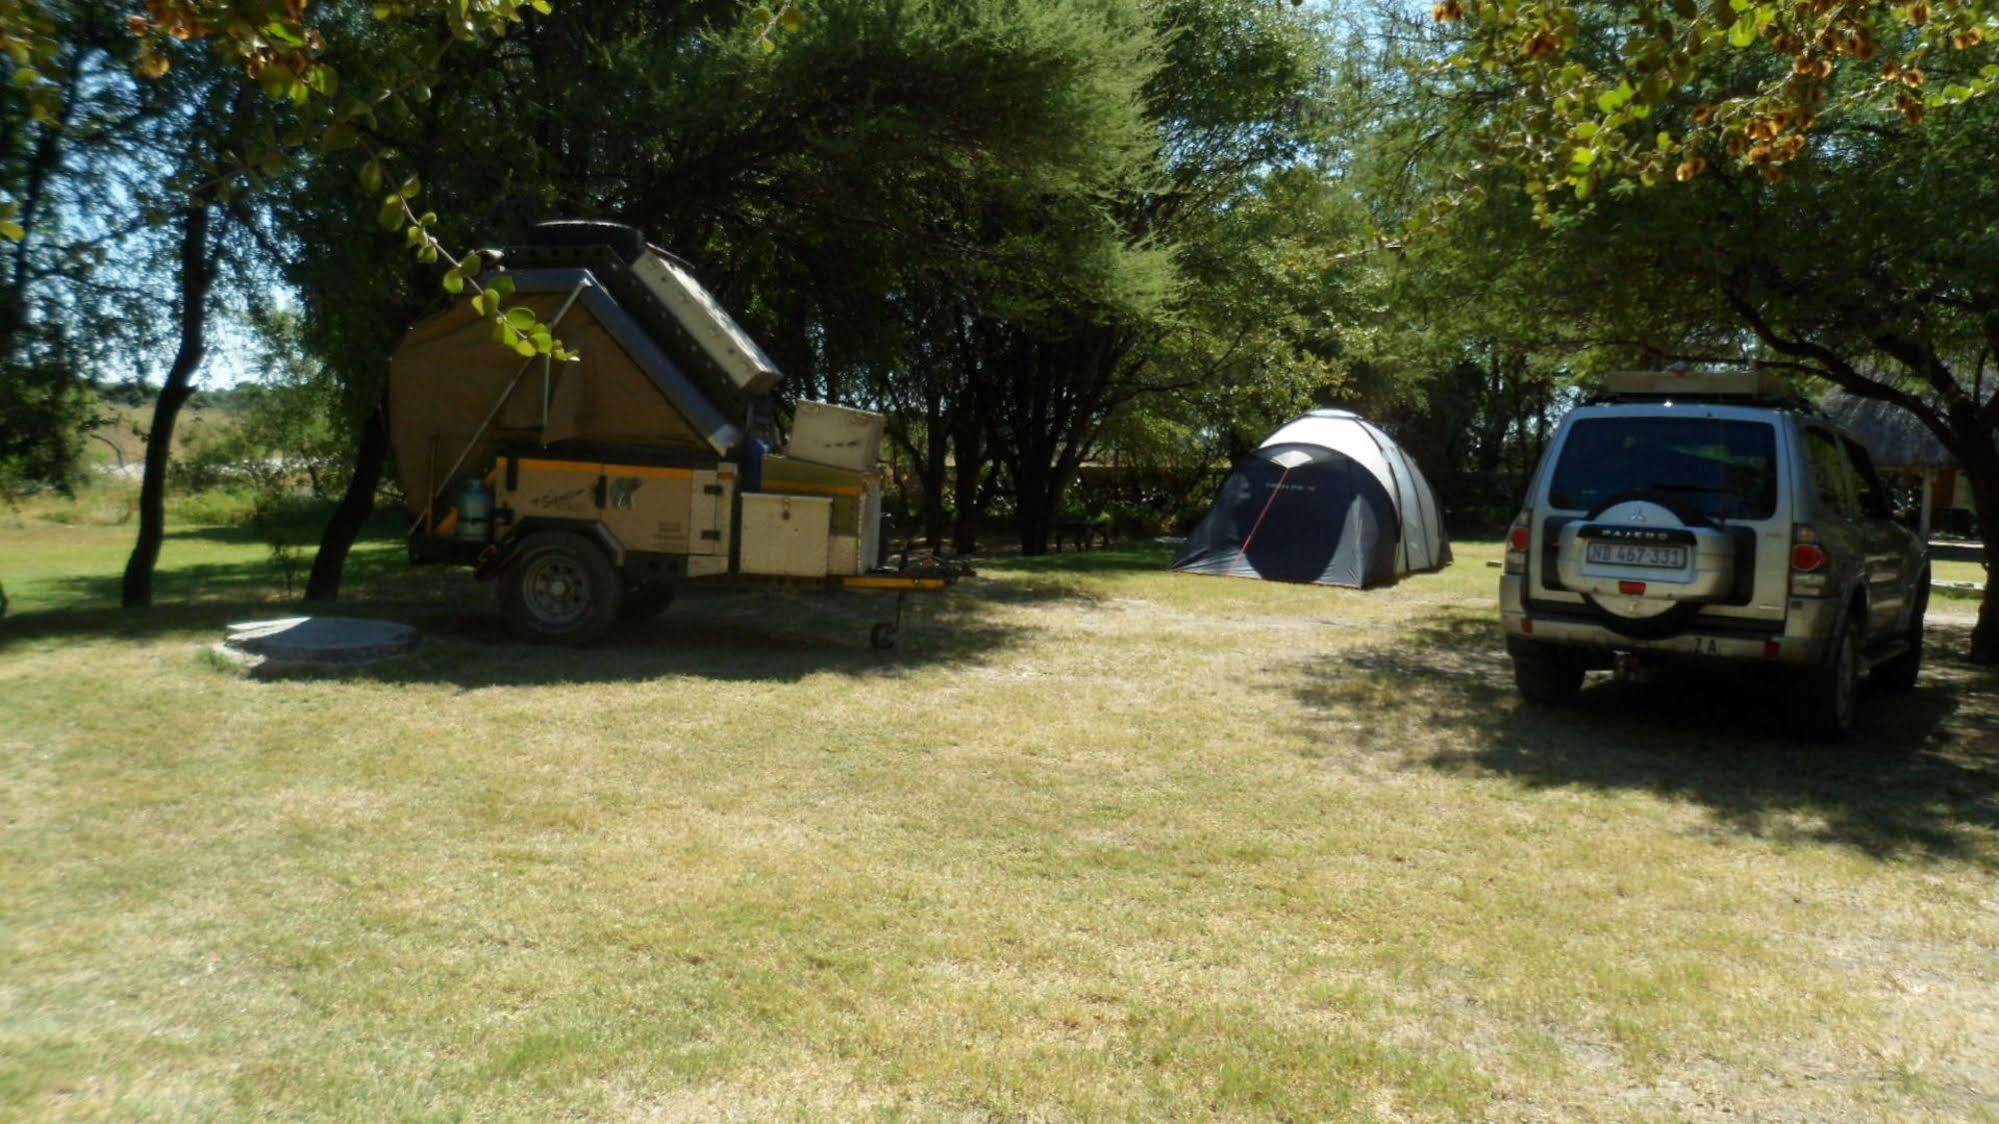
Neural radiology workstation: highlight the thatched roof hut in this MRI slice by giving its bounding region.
[1819,392,1955,468]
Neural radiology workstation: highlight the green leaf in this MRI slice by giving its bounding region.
[321,123,359,152]
[513,337,538,357]
[458,252,483,279]
[1728,18,1756,47]
[779,6,805,31]
[1570,146,1599,169]
[1596,81,1634,113]
[360,159,383,193]
[443,269,465,294]
[505,307,537,329]
[0,220,23,241]
[749,5,774,24]
[304,64,338,98]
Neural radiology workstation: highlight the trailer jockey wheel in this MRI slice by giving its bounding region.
[498,530,624,645]
[870,622,900,651]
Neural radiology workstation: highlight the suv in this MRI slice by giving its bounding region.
[1499,370,1929,739]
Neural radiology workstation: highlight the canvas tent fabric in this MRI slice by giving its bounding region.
[388,271,741,517]
[1172,410,1450,588]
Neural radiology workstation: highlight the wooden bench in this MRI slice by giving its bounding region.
[1053,518,1113,553]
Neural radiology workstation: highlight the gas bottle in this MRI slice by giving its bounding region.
[458,478,494,542]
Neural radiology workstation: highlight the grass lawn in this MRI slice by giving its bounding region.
[3,513,1997,1119]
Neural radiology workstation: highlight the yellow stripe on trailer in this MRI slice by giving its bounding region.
[837,575,951,591]
[513,457,694,480]
[768,481,863,497]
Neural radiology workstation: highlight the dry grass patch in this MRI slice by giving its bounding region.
[3,525,1997,1119]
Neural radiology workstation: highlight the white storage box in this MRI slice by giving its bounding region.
[787,400,886,472]
[739,493,832,577]
[827,533,863,576]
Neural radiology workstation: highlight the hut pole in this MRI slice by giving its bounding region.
[1920,466,1936,541]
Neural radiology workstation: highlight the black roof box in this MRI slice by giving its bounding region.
[518,220,647,265]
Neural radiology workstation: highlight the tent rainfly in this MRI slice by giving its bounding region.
[1172,410,1451,588]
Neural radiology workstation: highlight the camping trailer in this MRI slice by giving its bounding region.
[392,221,955,646]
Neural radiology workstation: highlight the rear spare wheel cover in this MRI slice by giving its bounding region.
[1579,492,1710,639]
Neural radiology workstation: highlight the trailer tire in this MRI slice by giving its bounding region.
[499,530,624,645]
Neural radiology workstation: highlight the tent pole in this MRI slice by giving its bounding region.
[408,282,589,537]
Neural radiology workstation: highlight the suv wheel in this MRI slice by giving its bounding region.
[1789,612,1860,741]
[499,530,624,644]
[1871,578,1927,692]
[1509,637,1584,704]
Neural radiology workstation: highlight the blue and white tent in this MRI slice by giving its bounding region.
[1172,410,1451,588]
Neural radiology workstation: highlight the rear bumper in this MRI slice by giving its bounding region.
[1500,573,1837,666]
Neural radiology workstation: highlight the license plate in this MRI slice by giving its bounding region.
[1586,542,1688,569]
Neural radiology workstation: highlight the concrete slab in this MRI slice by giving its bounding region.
[215,616,418,676]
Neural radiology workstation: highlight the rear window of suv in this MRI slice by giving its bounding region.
[1548,416,1779,520]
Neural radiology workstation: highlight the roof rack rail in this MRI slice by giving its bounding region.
[1588,369,1818,411]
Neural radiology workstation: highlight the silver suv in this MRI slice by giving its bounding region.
[1499,371,1930,739]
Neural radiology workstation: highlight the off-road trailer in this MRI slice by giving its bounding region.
[391,221,961,647]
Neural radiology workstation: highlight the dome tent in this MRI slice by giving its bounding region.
[1172,410,1451,588]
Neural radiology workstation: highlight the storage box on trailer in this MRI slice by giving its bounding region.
[787,400,886,472]
[740,493,832,577]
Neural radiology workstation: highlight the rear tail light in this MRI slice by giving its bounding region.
[1790,524,1829,595]
[1504,511,1531,574]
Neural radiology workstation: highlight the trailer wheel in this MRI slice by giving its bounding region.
[499,530,623,644]
[870,622,899,651]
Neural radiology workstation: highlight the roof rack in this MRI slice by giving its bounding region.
[1591,369,1816,410]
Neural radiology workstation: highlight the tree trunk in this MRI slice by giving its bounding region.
[1965,459,1999,664]
[121,201,214,607]
[949,399,986,553]
[305,398,390,602]
[951,457,986,554]
[920,382,948,549]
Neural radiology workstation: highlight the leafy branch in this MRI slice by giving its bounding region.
[1426,0,1998,215]
[3,0,569,353]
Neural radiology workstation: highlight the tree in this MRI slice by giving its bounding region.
[975,0,1336,553]
[0,1,161,492]
[120,83,250,607]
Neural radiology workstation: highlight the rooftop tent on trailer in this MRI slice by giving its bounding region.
[1172,410,1451,588]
